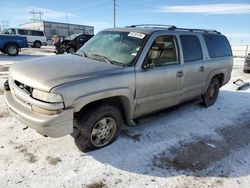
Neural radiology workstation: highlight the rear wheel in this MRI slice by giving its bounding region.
[75,104,123,152]
[5,44,19,56]
[202,77,220,107]
[34,41,42,48]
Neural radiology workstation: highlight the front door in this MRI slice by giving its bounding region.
[135,35,183,117]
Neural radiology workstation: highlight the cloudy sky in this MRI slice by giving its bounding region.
[0,0,249,44]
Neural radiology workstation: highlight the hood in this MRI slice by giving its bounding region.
[9,54,124,92]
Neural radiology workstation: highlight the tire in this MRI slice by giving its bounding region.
[34,41,42,48]
[75,104,123,152]
[66,46,76,54]
[202,77,220,107]
[243,69,250,73]
[5,44,19,56]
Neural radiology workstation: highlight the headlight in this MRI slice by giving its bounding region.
[32,89,63,103]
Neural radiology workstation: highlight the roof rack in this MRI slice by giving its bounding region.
[173,27,221,34]
[127,24,220,34]
[128,24,177,30]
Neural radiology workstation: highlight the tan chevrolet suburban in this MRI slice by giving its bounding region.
[4,25,233,151]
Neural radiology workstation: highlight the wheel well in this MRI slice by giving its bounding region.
[34,40,41,44]
[3,42,19,50]
[75,96,130,122]
[213,73,225,87]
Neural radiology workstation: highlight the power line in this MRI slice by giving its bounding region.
[0,20,9,31]
[30,9,44,22]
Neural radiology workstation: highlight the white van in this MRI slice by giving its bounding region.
[4,28,47,48]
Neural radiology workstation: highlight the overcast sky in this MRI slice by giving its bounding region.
[0,0,249,44]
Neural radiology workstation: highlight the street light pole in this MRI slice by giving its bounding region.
[113,0,116,28]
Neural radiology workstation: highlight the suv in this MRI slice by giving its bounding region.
[4,28,47,48]
[244,53,250,73]
[54,33,93,54]
[4,25,233,151]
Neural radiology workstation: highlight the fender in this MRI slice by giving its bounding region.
[72,88,135,118]
[202,68,227,94]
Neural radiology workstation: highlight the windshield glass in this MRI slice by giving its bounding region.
[66,33,82,40]
[77,31,146,65]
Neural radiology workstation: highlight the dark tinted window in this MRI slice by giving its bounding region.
[203,34,232,58]
[180,35,203,62]
[31,30,44,36]
[18,29,26,35]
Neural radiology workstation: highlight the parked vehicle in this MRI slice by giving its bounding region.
[0,34,28,56]
[4,28,47,48]
[244,53,250,73]
[54,33,93,54]
[4,25,233,151]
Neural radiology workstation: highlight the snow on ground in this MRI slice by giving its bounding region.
[0,50,250,188]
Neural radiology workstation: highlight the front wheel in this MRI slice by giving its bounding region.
[75,104,123,152]
[202,77,220,107]
[66,46,76,54]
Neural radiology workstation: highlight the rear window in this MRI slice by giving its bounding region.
[30,30,44,36]
[203,34,232,58]
[180,35,203,62]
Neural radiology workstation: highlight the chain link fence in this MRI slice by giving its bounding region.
[231,45,250,58]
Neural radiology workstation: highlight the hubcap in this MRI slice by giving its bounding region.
[8,47,17,54]
[91,117,117,147]
[68,48,75,53]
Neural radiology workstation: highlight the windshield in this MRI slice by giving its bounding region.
[66,33,82,40]
[77,31,146,66]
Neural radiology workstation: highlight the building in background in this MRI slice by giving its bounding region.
[20,21,94,40]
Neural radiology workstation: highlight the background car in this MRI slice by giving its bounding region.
[54,33,93,54]
[244,53,250,73]
[3,28,47,48]
[0,34,28,56]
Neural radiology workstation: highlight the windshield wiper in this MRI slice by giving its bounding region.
[75,50,87,57]
[90,54,113,64]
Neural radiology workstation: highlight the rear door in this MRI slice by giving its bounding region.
[180,34,208,101]
[135,35,184,117]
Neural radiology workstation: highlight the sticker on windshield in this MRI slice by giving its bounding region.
[128,32,145,39]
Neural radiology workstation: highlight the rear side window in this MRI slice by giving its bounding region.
[31,30,44,36]
[180,35,203,62]
[203,34,232,58]
[18,29,26,35]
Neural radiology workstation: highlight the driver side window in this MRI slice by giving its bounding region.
[148,35,179,66]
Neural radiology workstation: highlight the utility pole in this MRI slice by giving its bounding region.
[0,20,9,31]
[113,0,116,28]
[30,9,44,22]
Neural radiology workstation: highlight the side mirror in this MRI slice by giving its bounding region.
[142,59,155,69]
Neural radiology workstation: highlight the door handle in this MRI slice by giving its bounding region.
[176,71,184,77]
[200,66,205,72]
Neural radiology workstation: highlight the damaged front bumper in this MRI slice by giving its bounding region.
[4,80,74,138]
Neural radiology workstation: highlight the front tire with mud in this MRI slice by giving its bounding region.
[74,104,123,152]
[202,77,220,107]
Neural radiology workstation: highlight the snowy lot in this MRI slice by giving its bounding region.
[0,49,250,188]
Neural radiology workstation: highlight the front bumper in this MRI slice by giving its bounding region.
[4,90,74,138]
